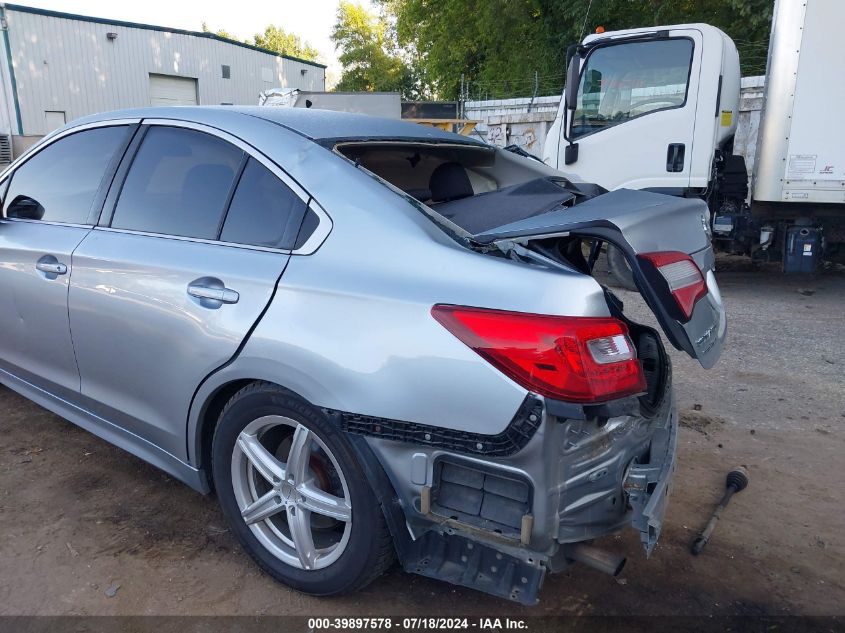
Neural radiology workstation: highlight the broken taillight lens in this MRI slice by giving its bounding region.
[638,251,707,321]
[431,305,647,403]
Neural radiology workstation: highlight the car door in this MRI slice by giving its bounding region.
[68,121,314,459]
[554,30,703,192]
[0,122,134,397]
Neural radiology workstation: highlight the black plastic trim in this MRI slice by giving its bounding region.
[343,432,413,563]
[337,395,544,457]
[88,124,141,226]
[715,75,723,117]
[402,531,544,605]
[430,455,533,537]
[98,125,149,227]
[543,398,587,420]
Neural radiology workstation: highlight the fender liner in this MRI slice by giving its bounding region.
[329,414,414,563]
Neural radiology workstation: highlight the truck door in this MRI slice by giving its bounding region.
[552,30,703,193]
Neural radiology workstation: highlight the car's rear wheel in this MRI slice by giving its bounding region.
[212,382,395,595]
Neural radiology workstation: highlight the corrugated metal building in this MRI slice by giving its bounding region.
[0,3,326,160]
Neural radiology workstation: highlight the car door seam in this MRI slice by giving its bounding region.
[65,227,95,392]
[65,125,142,393]
[183,196,314,462]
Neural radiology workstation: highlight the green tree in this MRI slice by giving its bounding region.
[331,1,426,99]
[253,25,320,61]
[201,21,240,42]
[384,0,772,100]
[201,22,321,62]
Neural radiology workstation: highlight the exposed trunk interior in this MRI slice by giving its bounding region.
[336,141,726,369]
[335,141,603,235]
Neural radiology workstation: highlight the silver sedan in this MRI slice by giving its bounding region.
[0,107,725,604]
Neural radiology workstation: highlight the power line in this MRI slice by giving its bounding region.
[579,0,595,42]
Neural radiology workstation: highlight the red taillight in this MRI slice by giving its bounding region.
[431,305,647,403]
[638,251,707,320]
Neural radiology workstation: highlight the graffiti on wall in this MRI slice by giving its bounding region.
[486,122,543,151]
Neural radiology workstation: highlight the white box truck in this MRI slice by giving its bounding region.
[544,0,844,279]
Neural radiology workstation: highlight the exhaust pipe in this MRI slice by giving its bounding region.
[565,543,626,577]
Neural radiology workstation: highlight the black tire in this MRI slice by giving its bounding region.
[607,244,638,291]
[212,381,395,596]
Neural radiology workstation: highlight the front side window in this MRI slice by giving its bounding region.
[572,38,694,139]
[220,158,308,250]
[4,126,129,224]
[111,126,243,239]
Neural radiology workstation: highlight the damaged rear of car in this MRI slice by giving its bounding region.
[331,134,725,604]
[0,108,724,608]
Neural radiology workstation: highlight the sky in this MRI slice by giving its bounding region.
[17,0,376,85]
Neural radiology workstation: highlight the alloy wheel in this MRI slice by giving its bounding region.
[230,415,352,570]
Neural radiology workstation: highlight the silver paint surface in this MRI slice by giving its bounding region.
[0,106,684,568]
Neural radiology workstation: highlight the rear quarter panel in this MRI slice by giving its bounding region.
[190,144,610,450]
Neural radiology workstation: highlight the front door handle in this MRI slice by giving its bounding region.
[36,255,68,278]
[666,143,686,172]
[187,277,240,308]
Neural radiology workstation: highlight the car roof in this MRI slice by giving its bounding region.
[74,106,489,149]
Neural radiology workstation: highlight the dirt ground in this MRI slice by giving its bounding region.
[0,266,843,618]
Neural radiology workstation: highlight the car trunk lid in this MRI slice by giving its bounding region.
[472,189,726,369]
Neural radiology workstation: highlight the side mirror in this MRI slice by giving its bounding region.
[6,195,45,221]
[562,48,582,162]
[564,52,581,110]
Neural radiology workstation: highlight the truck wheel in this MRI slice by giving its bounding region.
[212,381,395,595]
[607,245,638,291]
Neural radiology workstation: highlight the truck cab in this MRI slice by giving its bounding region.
[546,4,845,274]
[544,24,742,200]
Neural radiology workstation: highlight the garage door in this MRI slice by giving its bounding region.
[149,74,198,106]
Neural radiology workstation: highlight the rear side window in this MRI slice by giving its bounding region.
[111,126,243,239]
[4,126,129,224]
[220,158,307,250]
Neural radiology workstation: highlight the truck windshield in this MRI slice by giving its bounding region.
[572,38,694,139]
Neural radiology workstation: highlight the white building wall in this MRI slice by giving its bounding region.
[4,7,326,137]
[464,95,562,136]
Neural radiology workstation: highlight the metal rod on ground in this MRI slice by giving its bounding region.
[691,466,749,555]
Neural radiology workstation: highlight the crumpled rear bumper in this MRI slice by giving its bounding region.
[554,392,678,555]
[623,405,678,555]
[360,372,678,604]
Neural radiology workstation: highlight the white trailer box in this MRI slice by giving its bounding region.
[753,0,845,205]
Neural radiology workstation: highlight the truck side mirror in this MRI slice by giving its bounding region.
[564,52,581,110]
[563,49,581,164]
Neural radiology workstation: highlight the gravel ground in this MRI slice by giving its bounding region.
[0,266,843,617]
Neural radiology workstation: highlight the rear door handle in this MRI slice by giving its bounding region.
[36,255,68,277]
[187,278,240,308]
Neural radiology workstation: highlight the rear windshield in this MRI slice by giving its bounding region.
[337,143,497,205]
[335,142,596,236]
